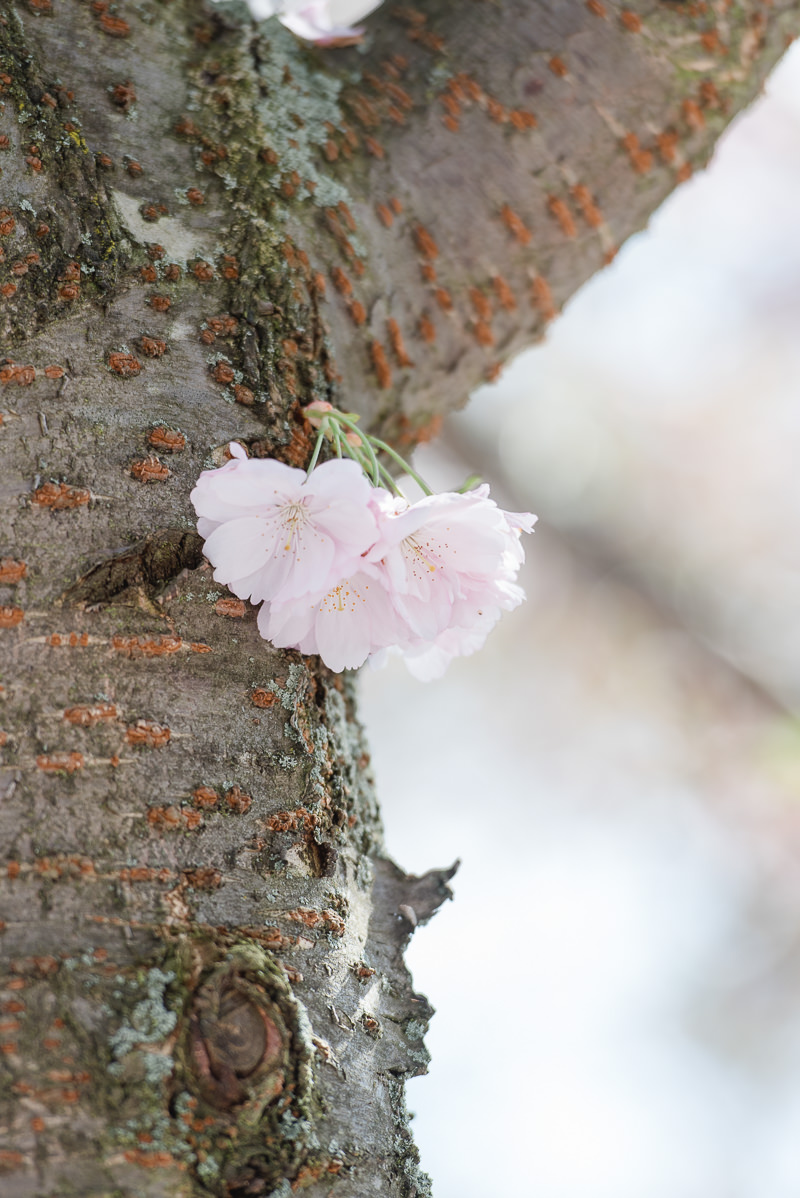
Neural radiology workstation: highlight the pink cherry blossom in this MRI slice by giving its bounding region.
[416,575,525,672]
[366,487,536,644]
[191,436,535,677]
[259,563,404,673]
[367,575,524,680]
[399,611,500,681]
[190,445,379,605]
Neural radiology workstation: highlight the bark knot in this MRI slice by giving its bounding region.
[190,975,286,1110]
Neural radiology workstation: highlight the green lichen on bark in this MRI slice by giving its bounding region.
[0,8,126,341]
[385,1075,433,1198]
[97,938,322,1196]
[155,7,346,434]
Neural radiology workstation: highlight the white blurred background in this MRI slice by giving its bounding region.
[357,40,800,1198]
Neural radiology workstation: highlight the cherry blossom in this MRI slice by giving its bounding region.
[397,611,502,682]
[366,487,536,645]
[190,420,535,677]
[259,563,403,673]
[397,576,526,679]
[190,445,378,605]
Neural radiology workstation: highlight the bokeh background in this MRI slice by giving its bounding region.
[356,40,800,1198]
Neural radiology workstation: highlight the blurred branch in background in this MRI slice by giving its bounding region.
[455,41,800,715]
[361,40,800,1198]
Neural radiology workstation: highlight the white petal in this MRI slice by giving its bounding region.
[273,520,336,601]
[313,575,384,671]
[202,516,293,602]
[205,459,306,511]
[278,2,364,40]
[262,595,316,652]
[196,517,222,540]
[306,458,371,499]
[304,460,379,549]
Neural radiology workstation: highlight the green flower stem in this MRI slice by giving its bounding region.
[377,462,404,496]
[369,437,434,497]
[333,421,373,476]
[304,407,434,497]
[331,421,344,458]
[457,474,482,493]
[306,424,327,476]
[335,414,382,487]
[337,431,368,470]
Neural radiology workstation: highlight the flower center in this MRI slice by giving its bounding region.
[403,536,438,576]
[281,501,309,551]
[321,580,369,614]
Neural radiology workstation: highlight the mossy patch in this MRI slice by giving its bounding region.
[0,9,126,342]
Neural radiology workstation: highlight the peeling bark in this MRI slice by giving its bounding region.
[0,0,796,1193]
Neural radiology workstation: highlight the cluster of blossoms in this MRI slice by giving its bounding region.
[191,404,535,679]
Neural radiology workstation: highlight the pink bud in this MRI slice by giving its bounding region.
[305,399,334,429]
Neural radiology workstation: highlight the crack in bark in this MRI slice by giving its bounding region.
[61,529,205,607]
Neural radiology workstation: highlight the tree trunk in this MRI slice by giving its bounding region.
[0,0,795,1193]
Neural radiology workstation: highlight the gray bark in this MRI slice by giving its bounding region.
[0,0,795,1193]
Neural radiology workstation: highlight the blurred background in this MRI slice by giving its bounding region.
[357,39,800,1198]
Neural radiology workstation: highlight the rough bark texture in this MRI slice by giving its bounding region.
[0,0,796,1193]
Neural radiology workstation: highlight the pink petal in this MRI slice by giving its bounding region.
[196,516,222,540]
[274,519,337,601]
[258,596,313,653]
[505,510,538,536]
[202,516,293,602]
[191,456,303,525]
[262,568,402,673]
[313,573,397,671]
[303,459,379,547]
[201,459,306,512]
[402,610,500,680]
